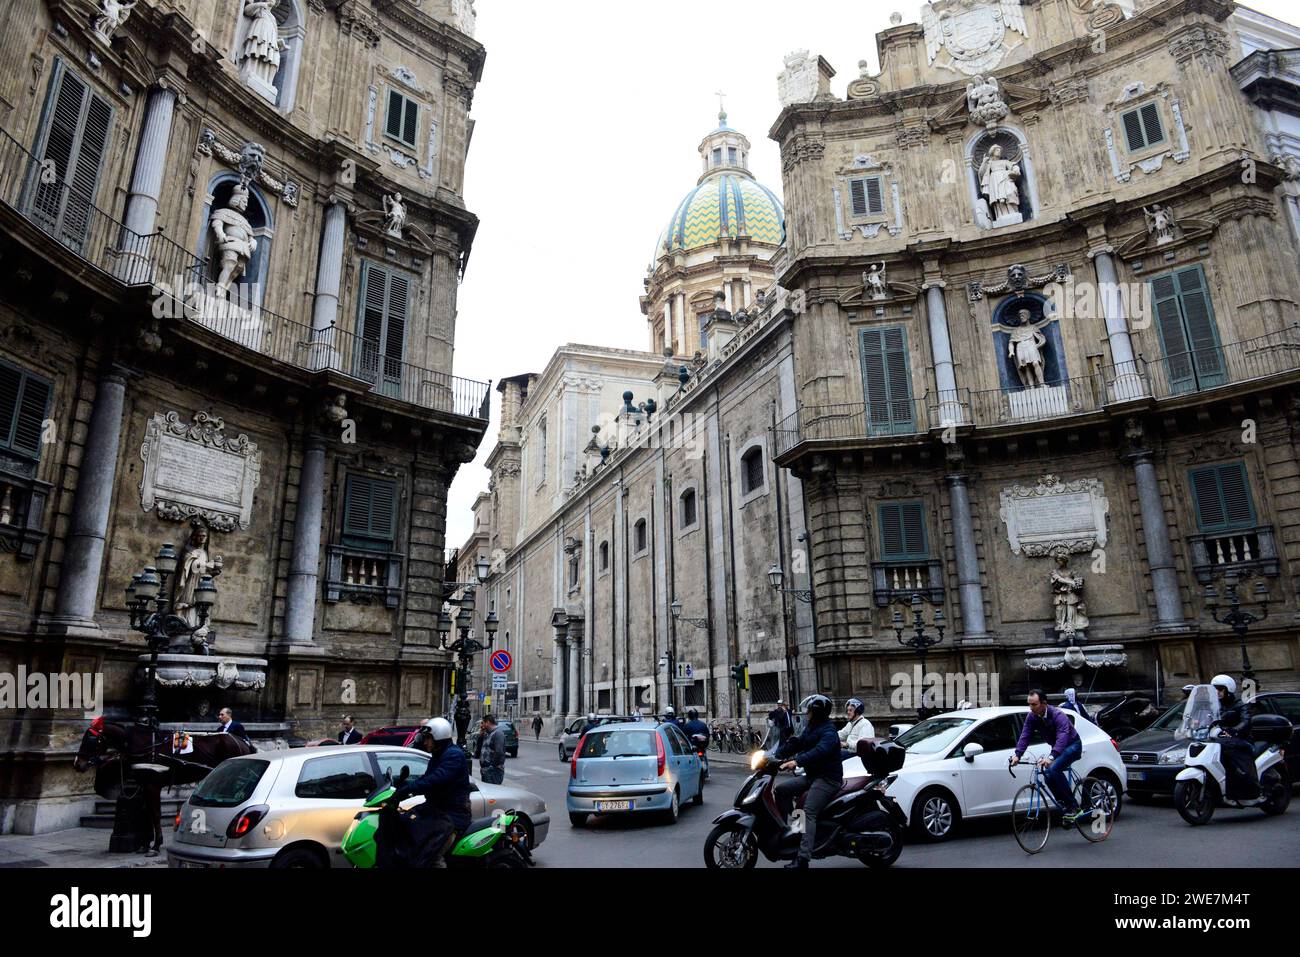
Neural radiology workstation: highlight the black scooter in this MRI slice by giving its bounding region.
[702,739,907,868]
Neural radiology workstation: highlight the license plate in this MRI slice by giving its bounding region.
[176,860,209,868]
[596,800,631,811]
[1127,770,1146,781]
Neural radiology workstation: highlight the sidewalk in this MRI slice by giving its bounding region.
[0,826,167,869]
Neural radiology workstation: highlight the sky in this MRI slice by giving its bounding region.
[443,0,1297,552]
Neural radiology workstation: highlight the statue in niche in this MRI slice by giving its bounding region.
[209,184,258,294]
[864,262,888,300]
[176,522,224,651]
[1144,203,1177,245]
[1050,549,1089,645]
[978,144,1022,221]
[93,0,140,43]
[1007,307,1048,389]
[382,192,407,238]
[239,1,286,99]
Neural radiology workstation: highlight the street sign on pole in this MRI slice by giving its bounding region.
[492,674,508,690]
[672,661,694,687]
[490,650,513,674]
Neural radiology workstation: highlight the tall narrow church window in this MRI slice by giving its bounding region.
[1151,265,1223,395]
[634,518,648,554]
[741,447,765,495]
[679,488,698,529]
[355,262,410,398]
[859,327,914,435]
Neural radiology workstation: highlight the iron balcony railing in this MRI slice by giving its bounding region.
[0,128,491,421]
[1142,325,1300,401]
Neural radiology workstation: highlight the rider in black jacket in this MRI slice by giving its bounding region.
[390,718,473,867]
[1212,674,1259,800]
[773,695,844,869]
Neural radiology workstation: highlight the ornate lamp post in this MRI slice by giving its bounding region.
[767,564,813,603]
[1205,574,1269,688]
[669,600,709,714]
[767,563,813,705]
[438,585,498,747]
[892,594,946,720]
[124,541,218,728]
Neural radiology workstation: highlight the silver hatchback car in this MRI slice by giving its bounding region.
[166,745,549,868]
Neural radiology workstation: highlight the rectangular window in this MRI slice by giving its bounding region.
[384,89,419,148]
[355,262,409,397]
[848,175,885,217]
[727,147,737,165]
[1120,102,1165,153]
[568,556,579,589]
[342,473,398,552]
[750,673,781,706]
[878,501,929,561]
[0,361,52,461]
[680,489,698,529]
[536,415,547,486]
[1151,265,1224,395]
[1190,462,1257,534]
[634,519,647,554]
[712,147,722,166]
[859,327,914,435]
[30,62,114,252]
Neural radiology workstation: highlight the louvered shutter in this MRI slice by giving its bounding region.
[356,262,385,384]
[343,474,397,551]
[383,271,408,384]
[1190,464,1256,533]
[850,177,883,217]
[385,90,404,140]
[402,98,418,146]
[1175,267,1224,388]
[1122,108,1147,151]
[1219,464,1255,528]
[0,363,52,460]
[1139,102,1164,146]
[61,95,112,250]
[879,502,928,561]
[882,327,913,431]
[30,66,113,250]
[859,328,913,435]
[31,69,85,231]
[1152,274,1194,394]
[860,328,890,431]
[865,176,884,214]
[850,179,867,216]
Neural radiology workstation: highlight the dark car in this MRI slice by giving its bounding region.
[1122,691,1300,800]
[468,719,520,759]
[558,715,641,761]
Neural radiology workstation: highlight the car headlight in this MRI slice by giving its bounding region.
[1158,747,1188,765]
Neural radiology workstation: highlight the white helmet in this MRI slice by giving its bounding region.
[1210,675,1237,695]
[423,717,454,741]
[587,713,596,721]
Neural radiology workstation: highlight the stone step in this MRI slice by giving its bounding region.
[82,797,188,830]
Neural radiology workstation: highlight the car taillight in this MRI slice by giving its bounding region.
[226,805,270,839]
[657,733,666,777]
[1111,738,1121,752]
[571,734,586,779]
[174,812,183,830]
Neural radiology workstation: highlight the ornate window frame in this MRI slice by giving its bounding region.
[1102,82,1190,183]
[833,155,904,240]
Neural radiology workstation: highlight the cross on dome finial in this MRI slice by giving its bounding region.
[715,90,727,127]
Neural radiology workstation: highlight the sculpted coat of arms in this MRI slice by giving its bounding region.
[923,0,1029,76]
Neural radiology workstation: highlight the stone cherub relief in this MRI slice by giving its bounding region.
[1050,548,1089,645]
[209,183,258,294]
[977,143,1022,223]
[175,521,224,651]
[93,0,140,43]
[966,74,1009,129]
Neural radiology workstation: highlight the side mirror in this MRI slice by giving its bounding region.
[962,743,984,763]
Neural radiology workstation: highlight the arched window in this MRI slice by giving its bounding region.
[634,518,648,554]
[679,488,698,529]
[598,541,610,572]
[231,0,305,112]
[741,446,766,495]
[968,128,1038,230]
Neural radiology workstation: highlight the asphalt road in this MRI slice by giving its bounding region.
[501,738,1300,868]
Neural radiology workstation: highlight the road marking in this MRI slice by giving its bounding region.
[528,766,562,775]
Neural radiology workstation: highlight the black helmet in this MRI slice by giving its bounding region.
[800,694,832,722]
[687,709,699,720]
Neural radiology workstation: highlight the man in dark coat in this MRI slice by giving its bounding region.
[773,695,844,868]
[391,718,473,868]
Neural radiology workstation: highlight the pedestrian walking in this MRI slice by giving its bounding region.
[478,714,507,785]
[531,712,543,740]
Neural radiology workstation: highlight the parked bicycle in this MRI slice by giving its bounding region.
[1008,757,1117,854]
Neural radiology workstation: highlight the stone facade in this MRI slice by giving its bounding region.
[0,0,489,833]
[771,0,1300,717]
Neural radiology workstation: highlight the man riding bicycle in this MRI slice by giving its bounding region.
[1009,689,1085,823]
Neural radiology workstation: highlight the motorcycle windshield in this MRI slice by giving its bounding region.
[1176,685,1219,740]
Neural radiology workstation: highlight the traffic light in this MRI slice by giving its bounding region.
[731,660,749,691]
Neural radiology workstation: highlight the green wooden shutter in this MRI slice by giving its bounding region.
[1152,274,1193,393]
[865,176,884,214]
[1139,102,1164,146]
[402,98,419,147]
[850,179,867,216]
[1189,463,1256,533]
[859,327,913,435]
[0,362,52,460]
[383,271,408,379]
[1121,108,1146,151]
[356,262,385,384]
[385,90,404,140]
[849,177,884,216]
[343,474,397,551]
[31,65,113,250]
[879,501,928,561]
[1175,267,1224,388]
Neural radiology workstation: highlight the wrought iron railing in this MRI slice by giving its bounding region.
[0,128,491,421]
[1142,325,1300,401]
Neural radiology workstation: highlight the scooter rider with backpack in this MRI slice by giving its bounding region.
[773,694,843,869]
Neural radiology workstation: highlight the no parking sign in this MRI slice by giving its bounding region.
[490,650,512,674]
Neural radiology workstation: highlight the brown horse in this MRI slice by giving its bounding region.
[74,716,255,854]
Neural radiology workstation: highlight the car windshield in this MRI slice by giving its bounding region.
[191,760,269,808]
[894,717,976,754]
[580,730,657,758]
[1151,702,1189,731]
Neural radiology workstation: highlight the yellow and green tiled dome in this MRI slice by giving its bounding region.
[658,173,785,257]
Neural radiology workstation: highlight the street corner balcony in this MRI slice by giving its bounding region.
[0,128,491,424]
[775,326,1300,460]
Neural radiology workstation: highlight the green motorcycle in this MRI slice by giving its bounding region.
[342,773,533,870]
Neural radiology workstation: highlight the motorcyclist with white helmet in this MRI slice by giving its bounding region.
[388,717,472,868]
[838,698,876,758]
[1211,674,1260,800]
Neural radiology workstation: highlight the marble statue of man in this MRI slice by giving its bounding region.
[1144,203,1176,244]
[1008,308,1047,389]
[176,524,223,646]
[1051,552,1088,643]
[978,144,1022,221]
[93,0,139,43]
[240,0,286,99]
[383,192,406,238]
[864,262,888,300]
[209,184,258,294]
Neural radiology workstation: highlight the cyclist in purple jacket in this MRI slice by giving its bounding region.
[1010,689,1085,823]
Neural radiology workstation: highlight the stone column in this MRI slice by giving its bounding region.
[566,627,582,718]
[945,471,989,641]
[117,84,177,284]
[551,617,566,720]
[1092,248,1144,400]
[1130,450,1186,630]
[924,280,965,424]
[308,201,347,371]
[284,434,326,644]
[52,366,128,631]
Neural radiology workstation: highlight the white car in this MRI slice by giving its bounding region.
[844,706,1125,842]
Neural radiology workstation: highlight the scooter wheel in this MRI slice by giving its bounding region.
[703,822,757,869]
[1259,767,1291,816]
[1174,777,1216,825]
[860,823,904,868]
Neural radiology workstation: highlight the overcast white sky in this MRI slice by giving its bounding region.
[443,0,1296,551]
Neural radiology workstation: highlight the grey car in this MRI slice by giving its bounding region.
[558,715,640,761]
[166,745,549,868]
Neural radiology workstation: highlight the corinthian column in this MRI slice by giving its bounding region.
[117,84,177,284]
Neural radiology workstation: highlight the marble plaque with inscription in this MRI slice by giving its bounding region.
[140,412,261,532]
[1000,475,1108,557]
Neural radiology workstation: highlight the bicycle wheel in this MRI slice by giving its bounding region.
[1011,784,1051,854]
[1074,776,1116,843]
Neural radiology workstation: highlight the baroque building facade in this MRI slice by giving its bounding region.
[771,0,1300,716]
[474,117,818,729]
[0,0,489,833]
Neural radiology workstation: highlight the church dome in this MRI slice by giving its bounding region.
[650,113,785,267]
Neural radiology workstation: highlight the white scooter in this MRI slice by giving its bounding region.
[1172,685,1291,825]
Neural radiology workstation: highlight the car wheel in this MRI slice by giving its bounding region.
[559,744,567,763]
[692,772,705,806]
[662,788,680,825]
[270,846,326,869]
[568,812,588,828]
[912,788,960,842]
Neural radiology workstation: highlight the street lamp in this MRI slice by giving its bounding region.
[1205,574,1269,688]
[893,594,946,720]
[439,585,495,746]
[768,563,814,603]
[124,542,219,728]
[475,555,490,584]
[670,600,708,630]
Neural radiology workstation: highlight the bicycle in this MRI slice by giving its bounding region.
[1007,756,1117,854]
